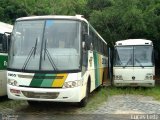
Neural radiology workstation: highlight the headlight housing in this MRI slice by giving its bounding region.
[114,75,123,80]
[63,80,83,88]
[8,79,18,86]
[145,73,153,80]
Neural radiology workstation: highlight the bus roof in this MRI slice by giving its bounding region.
[16,15,88,23]
[16,15,107,45]
[115,39,153,46]
[0,22,13,34]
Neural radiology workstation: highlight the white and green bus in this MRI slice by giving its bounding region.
[7,15,108,106]
[0,22,13,96]
[113,39,155,87]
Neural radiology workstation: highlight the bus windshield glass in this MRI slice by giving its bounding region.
[8,20,81,71]
[114,46,154,67]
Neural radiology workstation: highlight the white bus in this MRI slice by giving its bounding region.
[113,39,155,87]
[0,22,13,96]
[7,15,108,107]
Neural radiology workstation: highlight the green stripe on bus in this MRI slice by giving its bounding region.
[30,74,57,87]
[0,55,7,70]
[40,74,57,87]
[93,52,100,87]
[29,79,43,87]
[40,79,54,87]
[29,74,44,87]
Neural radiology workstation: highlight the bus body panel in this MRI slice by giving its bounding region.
[113,67,155,86]
[0,53,7,96]
[0,22,13,34]
[87,50,108,92]
[113,67,154,81]
[7,85,82,102]
[133,67,154,81]
[0,22,13,96]
[7,71,87,102]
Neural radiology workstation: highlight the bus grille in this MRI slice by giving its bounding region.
[22,91,59,99]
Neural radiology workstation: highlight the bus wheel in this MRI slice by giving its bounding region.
[78,81,90,107]
[102,72,105,85]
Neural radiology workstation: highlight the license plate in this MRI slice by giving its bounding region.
[130,83,138,86]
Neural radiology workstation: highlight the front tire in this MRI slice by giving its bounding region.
[78,81,90,107]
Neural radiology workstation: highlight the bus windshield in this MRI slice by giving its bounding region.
[114,46,154,67]
[8,20,81,71]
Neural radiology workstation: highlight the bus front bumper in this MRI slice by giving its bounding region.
[7,85,82,102]
[114,80,155,87]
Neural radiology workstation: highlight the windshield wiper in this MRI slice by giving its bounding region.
[33,38,38,57]
[43,40,57,70]
[114,49,122,66]
[123,56,132,68]
[11,34,16,56]
[135,58,144,68]
[22,38,38,70]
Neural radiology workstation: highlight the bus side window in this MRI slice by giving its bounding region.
[2,34,7,53]
[82,22,88,35]
[0,34,8,53]
[2,33,11,53]
[89,27,94,51]
[82,22,88,67]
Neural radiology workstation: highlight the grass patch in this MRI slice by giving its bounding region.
[80,87,108,111]
[79,85,160,112]
[106,86,160,100]
[0,98,27,108]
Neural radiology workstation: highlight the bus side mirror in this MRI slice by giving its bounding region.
[83,33,92,50]
[82,41,85,49]
[82,33,88,50]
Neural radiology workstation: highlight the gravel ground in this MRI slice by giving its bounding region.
[94,95,160,114]
[1,95,160,119]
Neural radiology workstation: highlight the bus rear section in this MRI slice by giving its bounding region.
[0,22,13,96]
[113,39,155,87]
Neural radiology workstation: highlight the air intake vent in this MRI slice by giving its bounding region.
[22,91,59,99]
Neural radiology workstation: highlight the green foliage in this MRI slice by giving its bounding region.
[0,0,160,50]
[87,0,114,11]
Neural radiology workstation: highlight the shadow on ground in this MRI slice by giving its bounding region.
[16,102,80,114]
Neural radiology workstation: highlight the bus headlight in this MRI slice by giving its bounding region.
[115,75,123,80]
[63,80,83,88]
[145,74,153,80]
[8,79,18,86]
